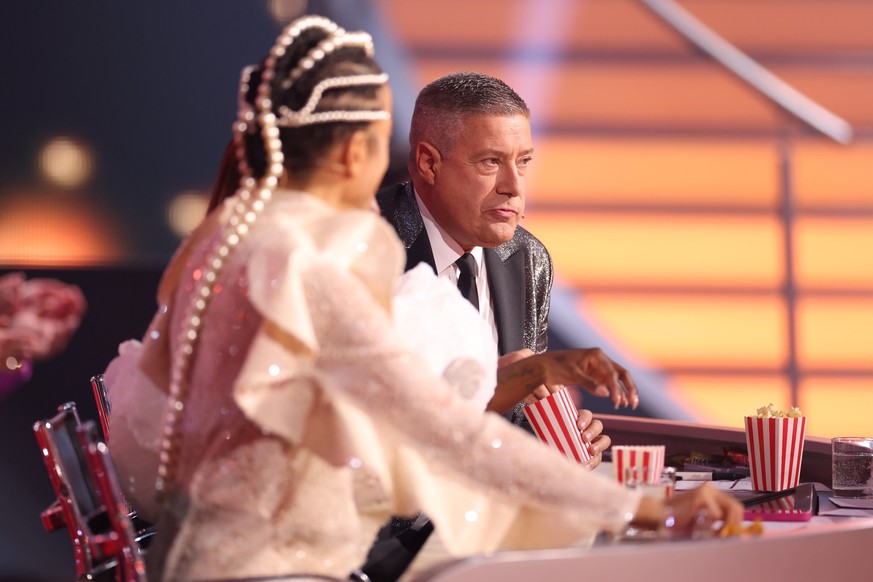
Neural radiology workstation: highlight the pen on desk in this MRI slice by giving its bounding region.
[675,471,746,482]
[741,487,797,507]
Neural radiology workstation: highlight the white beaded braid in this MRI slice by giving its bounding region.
[277,73,390,127]
[154,14,388,502]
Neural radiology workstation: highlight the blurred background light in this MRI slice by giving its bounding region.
[167,190,210,237]
[0,193,126,266]
[38,137,94,189]
[268,0,308,23]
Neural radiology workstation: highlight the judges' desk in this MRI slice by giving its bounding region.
[410,518,873,582]
[410,417,873,582]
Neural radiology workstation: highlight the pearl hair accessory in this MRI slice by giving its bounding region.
[154,14,381,501]
[276,73,390,127]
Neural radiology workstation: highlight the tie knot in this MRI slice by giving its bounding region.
[455,253,477,277]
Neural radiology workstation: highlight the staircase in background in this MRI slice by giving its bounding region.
[375,0,873,436]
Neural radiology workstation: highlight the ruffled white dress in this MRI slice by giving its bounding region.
[105,190,640,581]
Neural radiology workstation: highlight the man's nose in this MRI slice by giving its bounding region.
[496,164,524,197]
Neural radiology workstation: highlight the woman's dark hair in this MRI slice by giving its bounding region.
[208,24,386,214]
[207,140,239,214]
[248,29,384,180]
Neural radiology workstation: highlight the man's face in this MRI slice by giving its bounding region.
[422,113,533,251]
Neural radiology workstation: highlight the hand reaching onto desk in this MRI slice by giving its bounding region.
[493,348,639,410]
[632,483,745,536]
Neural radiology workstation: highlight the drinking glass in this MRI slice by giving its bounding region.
[832,437,873,498]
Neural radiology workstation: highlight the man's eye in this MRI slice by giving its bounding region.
[518,156,533,167]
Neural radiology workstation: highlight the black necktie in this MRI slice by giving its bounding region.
[455,253,479,311]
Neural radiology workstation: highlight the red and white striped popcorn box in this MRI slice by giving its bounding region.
[612,445,666,485]
[523,388,592,464]
[744,415,806,492]
[743,493,807,521]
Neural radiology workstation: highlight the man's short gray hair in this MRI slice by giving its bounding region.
[409,72,530,163]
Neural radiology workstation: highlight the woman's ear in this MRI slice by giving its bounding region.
[342,129,370,177]
[413,142,440,186]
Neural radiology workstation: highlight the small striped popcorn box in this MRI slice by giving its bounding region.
[744,415,806,492]
[523,388,592,464]
[744,493,807,521]
[612,445,665,485]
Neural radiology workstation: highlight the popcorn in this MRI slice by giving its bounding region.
[745,404,807,491]
[719,519,764,537]
[754,403,803,419]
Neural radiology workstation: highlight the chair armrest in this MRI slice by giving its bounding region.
[93,531,123,559]
[40,499,66,532]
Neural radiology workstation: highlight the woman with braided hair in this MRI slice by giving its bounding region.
[104,15,741,581]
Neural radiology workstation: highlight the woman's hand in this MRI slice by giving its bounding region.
[631,483,745,535]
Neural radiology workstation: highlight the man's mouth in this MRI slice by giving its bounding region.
[487,207,519,219]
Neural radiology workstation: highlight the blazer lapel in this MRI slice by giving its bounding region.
[485,247,526,355]
[404,227,436,273]
[379,182,437,273]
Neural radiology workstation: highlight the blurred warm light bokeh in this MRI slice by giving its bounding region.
[0,192,126,266]
[268,0,307,22]
[166,191,210,237]
[524,212,784,288]
[38,137,94,189]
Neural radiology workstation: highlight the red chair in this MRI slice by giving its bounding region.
[90,373,111,442]
[34,401,150,581]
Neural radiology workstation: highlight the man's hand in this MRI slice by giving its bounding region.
[577,408,610,469]
[494,348,639,411]
[487,349,541,413]
[534,349,638,410]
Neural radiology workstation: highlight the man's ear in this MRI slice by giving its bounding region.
[414,141,441,186]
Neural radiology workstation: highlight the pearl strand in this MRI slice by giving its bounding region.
[153,15,337,502]
[281,30,373,88]
[153,184,271,498]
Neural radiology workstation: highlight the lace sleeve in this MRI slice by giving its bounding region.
[299,261,640,555]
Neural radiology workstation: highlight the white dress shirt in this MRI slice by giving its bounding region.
[414,189,500,353]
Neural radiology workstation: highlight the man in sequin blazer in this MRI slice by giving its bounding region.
[361,72,624,582]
